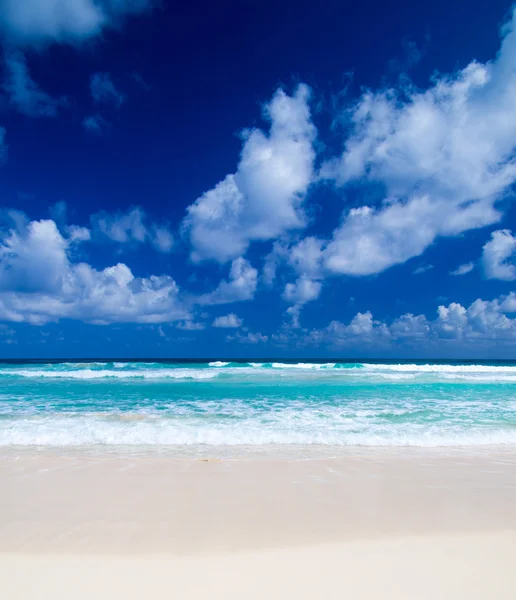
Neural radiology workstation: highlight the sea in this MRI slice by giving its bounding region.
[1,359,516,455]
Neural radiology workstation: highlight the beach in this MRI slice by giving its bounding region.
[2,360,516,597]
[2,448,516,598]
[3,0,516,594]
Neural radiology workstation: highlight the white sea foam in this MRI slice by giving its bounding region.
[4,369,219,380]
[243,361,516,375]
[271,362,336,369]
[440,374,516,382]
[3,361,516,382]
[364,363,516,374]
[2,359,516,447]
[2,414,516,447]
[372,373,417,380]
[66,362,108,368]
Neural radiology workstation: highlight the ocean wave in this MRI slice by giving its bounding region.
[270,362,337,369]
[2,369,220,380]
[66,362,109,368]
[2,361,516,383]
[363,363,516,374]
[2,415,516,447]
[440,374,516,382]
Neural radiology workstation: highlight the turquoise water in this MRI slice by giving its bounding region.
[1,360,516,448]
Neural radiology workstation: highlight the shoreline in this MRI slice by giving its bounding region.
[2,442,516,460]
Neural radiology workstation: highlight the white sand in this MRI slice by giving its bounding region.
[2,449,516,598]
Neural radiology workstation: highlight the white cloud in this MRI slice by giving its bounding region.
[262,241,288,287]
[321,8,516,276]
[302,293,516,349]
[450,262,474,276]
[2,49,64,117]
[0,0,157,46]
[67,224,91,243]
[212,313,243,328]
[82,114,110,135]
[0,218,188,325]
[152,226,174,253]
[176,321,205,331]
[91,207,174,253]
[499,292,516,313]
[282,275,322,328]
[482,229,516,281]
[389,313,430,339]
[183,84,316,263]
[198,257,257,305]
[226,330,267,344]
[324,195,499,277]
[93,207,146,243]
[0,219,69,295]
[433,298,516,341]
[288,236,324,278]
[90,72,125,108]
[282,276,321,305]
[310,312,391,347]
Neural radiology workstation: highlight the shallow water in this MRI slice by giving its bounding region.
[1,360,516,448]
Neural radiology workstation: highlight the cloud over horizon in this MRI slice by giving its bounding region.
[0,218,187,325]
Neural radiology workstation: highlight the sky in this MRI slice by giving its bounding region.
[0,0,516,358]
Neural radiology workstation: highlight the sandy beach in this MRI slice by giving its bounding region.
[1,448,516,598]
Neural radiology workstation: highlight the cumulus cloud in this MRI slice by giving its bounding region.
[0,218,188,325]
[212,313,243,328]
[499,292,516,313]
[2,49,64,117]
[183,84,316,263]
[282,276,322,327]
[320,8,516,276]
[66,224,91,243]
[198,257,257,305]
[302,294,516,350]
[90,72,125,108]
[282,276,321,305]
[450,262,474,276]
[91,207,174,253]
[305,312,391,348]
[288,236,324,278]
[0,0,157,46]
[262,241,297,287]
[482,229,516,281]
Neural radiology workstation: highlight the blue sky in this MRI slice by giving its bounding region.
[1,0,516,358]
